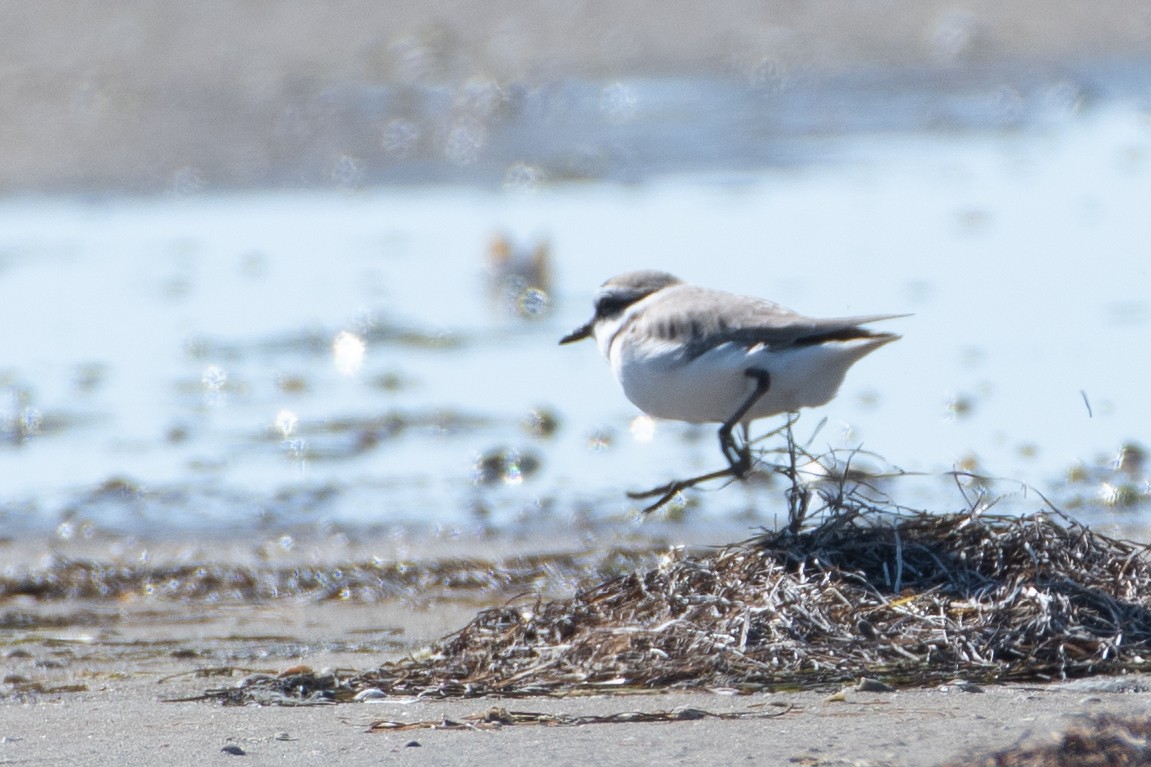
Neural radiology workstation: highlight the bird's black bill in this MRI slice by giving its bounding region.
[559,321,594,345]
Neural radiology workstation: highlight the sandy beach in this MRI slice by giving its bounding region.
[8,657,1151,766]
[6,590,1151,766]
[3,529,1151,766]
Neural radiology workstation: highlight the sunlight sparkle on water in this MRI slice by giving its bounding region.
[201,364,228,406]
[332,331,366,376]
[284,438,307,462]
[275,409,298,438]
[585,428,615,452]
[629,415,656,443]
[201,365,227,392]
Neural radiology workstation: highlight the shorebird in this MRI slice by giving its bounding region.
[560,270,904,510]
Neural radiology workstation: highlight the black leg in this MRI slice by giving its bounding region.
[628,369,773,515]
[718,369,771,478]
[627,466,742,514]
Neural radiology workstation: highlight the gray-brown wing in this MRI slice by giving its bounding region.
[629,284,905,357]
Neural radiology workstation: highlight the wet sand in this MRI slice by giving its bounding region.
[4,531,1151,766]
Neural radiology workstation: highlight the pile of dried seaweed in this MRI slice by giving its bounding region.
[943,713,1151,766]
[205,505,1151,705]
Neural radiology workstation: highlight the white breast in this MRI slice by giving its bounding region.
[602,320,891,425]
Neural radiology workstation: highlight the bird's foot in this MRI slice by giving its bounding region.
[627,465,742,514]
[720,436,754,479]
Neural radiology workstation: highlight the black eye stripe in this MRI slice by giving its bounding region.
[595,295,635,318]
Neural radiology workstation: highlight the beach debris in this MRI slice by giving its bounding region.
[353,688,388,702]
[202,500,1151,705]
[0,547,655,603]
[824,689,849,703]
[365,703,794,731]
[941,679,985,694]
[942,713,1151,766]
[855,678,895,693]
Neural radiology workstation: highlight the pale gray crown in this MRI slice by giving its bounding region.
[592,270,683,321]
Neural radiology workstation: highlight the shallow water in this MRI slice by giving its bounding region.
[1,87,1149,541]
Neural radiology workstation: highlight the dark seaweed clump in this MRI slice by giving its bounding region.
[205,500,1151,705]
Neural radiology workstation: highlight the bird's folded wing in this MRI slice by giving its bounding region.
[630,285,906,356]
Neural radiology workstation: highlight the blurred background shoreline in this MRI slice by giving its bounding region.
[2,3,1149,541]
[5,1,1151,194]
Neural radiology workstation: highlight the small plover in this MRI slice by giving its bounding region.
[560,270,904,506]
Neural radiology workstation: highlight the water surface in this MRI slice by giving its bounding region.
[1,90,1148,541]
